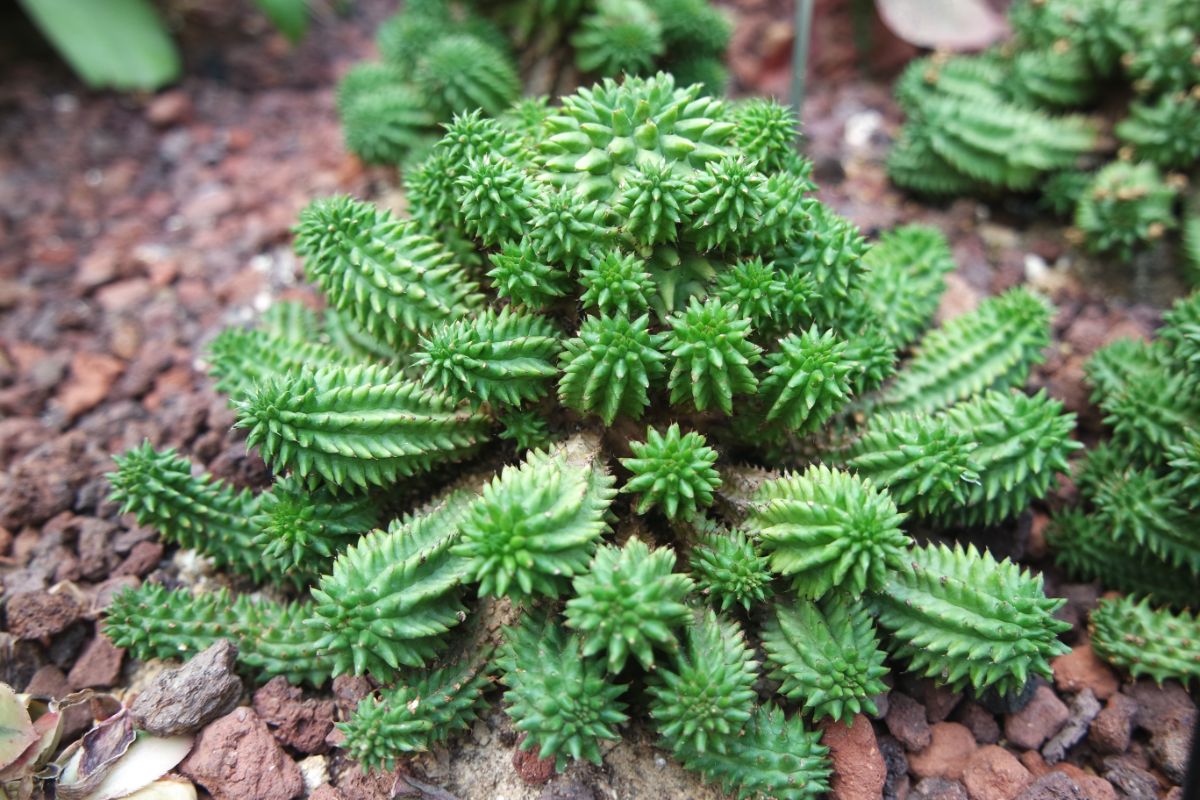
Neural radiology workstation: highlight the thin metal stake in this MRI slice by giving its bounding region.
[790,0,815,111]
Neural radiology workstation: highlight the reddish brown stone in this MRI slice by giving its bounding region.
[56,352,125,421]
[1089,693,1136,755]
[4,590,82,639]
[112,540,164,578]
[962,746,1033,800]
[1004,686,1069,750]
[67,633,124,690]
[253,676,336,755]
[179,707,303,800]
[1050,764,1116,800]
[909,722,978,782]
[887,691,932,751]
[821,714,887,800]
[1052,644,1118,700]
[513,737,556,786]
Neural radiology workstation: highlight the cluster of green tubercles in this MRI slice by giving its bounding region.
[102,75,1081,797]
[889,0,1199,271]
[337,0,730,166]
[1048,290,1200,684]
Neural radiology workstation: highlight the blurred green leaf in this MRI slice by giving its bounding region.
[18,0,181,90]
[252,0,310,42]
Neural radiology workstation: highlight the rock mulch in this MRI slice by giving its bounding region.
[0,0,1194,798]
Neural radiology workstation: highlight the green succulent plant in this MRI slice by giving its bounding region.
[649,610,758,755]
[102,74,1080,796]
[1075,161,1180,259]
[688,527,773,612]
[746,465,910,598]
[1090,596,1200,686]
[499,611,629,770]
[1049,292,1200,629]
[762,596,889,723]
[339,655,494,770]
[621,424,721,519]
[888,0,1200,274]
[566,537,694,671]
[873,542,1071,696]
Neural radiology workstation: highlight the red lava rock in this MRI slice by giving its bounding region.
[905,677,963,724]
[74,516,119,580]
[887,691,932,751]
[821,714,887,800]
[908,722,978,782]
[1004,686,1069,751]
[253,676,336,754]
[956,702,1000,746]
[146,90,193,127]
[1051,645,1118,700]
[1014,771,1086,800]
[1147,720,1194,784]
[66,633,125,690]
[91,575,142,613]
[334,763,403,800]
[1089,693,1136,755]
[112,540,165,578]
[1127,679,1196,735]
[308,785,344,800]
[911,777,968,800]
[1019,750,1049,778]
[513,737,557,786]
[56,352,125,421]
[1051,764,1116,800]
[0,432,101,529]
[0,525,12,556]
[962,746,1033,800]
[24,664,69,697]
[179,707,304,800]
[4,590,82,639]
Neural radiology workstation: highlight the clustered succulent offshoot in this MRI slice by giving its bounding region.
[337,0,731,166]
[888,0,1200,276]
[103,74,1081,795]
[1048,290,1200,686]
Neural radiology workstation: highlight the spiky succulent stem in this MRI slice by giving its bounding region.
[207,327,360,402]
[688,528,773,612]
[308,493,472,676]
[649,610,758,756]
[621,424,721,520]
[499,611,629,772]
[746,466,910,598]
[338,655,494,770]
[1047,511,1198,610]
[107,442,272,583]
[454,437,616,600]
[1090,596,1200,687]
[878,287,1052,414]
[872,543,1071,696]
[663,297,761,414]
[235,365,490,490]
[414,307,561,408]
[558,315,667,425]
[252,475,379,586]
[103,584,331,687]
[762,596,889,723]
[678,704,831,800]
[294,196,482,350]
[566,538,693,672]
